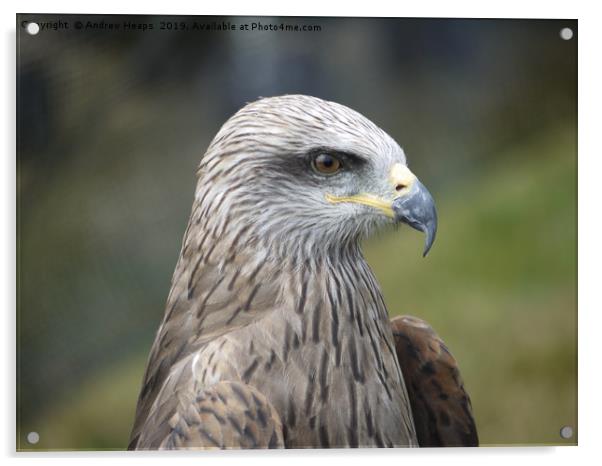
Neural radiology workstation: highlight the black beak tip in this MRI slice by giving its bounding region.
[421,220,437,257]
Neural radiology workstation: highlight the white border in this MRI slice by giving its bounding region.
[1,0,586,18]
[3,1,600,465]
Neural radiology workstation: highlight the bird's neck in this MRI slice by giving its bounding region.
[163,202,398,364]
[271,243,393,337]
[263,244,398,374]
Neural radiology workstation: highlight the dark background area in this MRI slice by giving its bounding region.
[17,15,577,449]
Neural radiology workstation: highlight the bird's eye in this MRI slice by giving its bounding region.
[312,153,341,175]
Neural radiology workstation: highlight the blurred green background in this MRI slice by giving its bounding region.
[16,15,577,450]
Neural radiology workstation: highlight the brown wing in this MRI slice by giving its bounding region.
[134,381,285,449]
[390,315,478,447]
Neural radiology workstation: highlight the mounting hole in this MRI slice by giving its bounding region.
[560,27,573,40]
[559,425,573,439]
[26,22,40,35]
[26,431,40,444]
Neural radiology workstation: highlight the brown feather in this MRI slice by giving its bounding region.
[390,315,479,447]
[134,381,284,449]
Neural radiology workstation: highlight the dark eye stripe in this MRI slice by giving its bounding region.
[306,147,367,167]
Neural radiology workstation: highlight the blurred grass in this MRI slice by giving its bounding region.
[20,122,576,450]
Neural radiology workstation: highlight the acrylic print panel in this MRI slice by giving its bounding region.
[16,14,577,451]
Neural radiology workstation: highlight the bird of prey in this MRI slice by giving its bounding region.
[129,95,477,449]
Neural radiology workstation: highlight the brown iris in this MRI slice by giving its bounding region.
[313,153,341,175]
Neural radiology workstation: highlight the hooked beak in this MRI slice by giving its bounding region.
[392,178,438,256]
[325,163,438,256]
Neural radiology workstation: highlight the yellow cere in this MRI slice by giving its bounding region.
[389,163,416,196]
